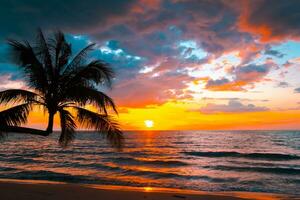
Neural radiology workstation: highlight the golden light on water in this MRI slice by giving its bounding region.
[144,120,154,128]
[143,187,153,192]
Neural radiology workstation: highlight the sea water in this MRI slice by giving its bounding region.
[0,130,299,195]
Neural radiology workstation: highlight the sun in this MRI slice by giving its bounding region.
[144,120,154,128]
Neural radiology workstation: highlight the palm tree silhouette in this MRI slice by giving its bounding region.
[0,29,123,147]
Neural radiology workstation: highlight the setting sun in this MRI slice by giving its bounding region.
[144,120,154,128]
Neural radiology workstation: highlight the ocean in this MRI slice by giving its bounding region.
[0,130,299,195]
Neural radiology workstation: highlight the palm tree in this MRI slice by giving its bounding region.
[0,29,123,147]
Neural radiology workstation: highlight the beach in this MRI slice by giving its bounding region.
[0,179,295,200]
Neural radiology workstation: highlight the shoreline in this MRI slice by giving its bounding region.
[0,179,297,200]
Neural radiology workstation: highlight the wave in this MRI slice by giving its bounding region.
[183,151,300,160]
[122,168,237,182]
[64,161,235,182]
[0,166,238,185]
[207,165,300,175]
[0,170,93,183]
[1,156,41,164]
[0,166,17,172]
[104,157,189,167]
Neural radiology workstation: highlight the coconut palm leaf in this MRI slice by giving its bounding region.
[74,107,123,148]
[64,85,117,114]
[36,28,54,81]
[65,60,114,88]
[48,30,72,74]
[0,103,32,127]
[7,39,48,93]
[0,89,41,104]
[0,103,32,139]
[59,109,76,147]
[62,43,95,75]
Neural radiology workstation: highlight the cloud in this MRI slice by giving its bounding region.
[234,63,272,82]
[0,74,26,91]
[206,78,230,87]
[0,0,296,109]
[277,82,289,88]
[295,87,300,93]
[237,0,300,42]
[88,0,262,62]
[264,47,285,58]
[0,1,292,60]
[109,70,194,107]
[202,97,269,102]
[199,100,269,114]
[205,63,273,91]
[0,0,135,40]
[205,78,242,91]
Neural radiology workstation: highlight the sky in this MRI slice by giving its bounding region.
[1,0,300,130]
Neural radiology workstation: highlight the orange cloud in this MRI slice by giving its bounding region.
[237,0,300,42]
[205,80,246,91]
[239,13,274,42]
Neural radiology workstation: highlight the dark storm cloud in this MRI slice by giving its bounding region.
[0,0,135,40]
[0,43,23,80]
[91,0,254,58]
[239,0,300,41]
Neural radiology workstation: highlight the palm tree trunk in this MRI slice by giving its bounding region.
[0,126,49,136]
[0,111,55,137]
[46,112,55,133]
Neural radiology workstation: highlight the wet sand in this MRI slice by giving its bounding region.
[0,179,296,200]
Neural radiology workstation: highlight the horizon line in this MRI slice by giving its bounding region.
[51,129,300,132]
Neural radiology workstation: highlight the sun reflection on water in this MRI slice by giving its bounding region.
[143,187,153,192]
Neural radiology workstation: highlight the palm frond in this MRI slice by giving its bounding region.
[7,39,48,93]
[35,28,54,81]
[49,30,72,73]
[0,103,32,127]
[58,42,72,73]
[58,109,76,147]
[73,107,123,148]
[0,89,41,105]
[62,43,95,75]
[63,86,117,114]
[66,60,114,89]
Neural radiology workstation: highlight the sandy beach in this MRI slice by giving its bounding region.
[0,179,296,200]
